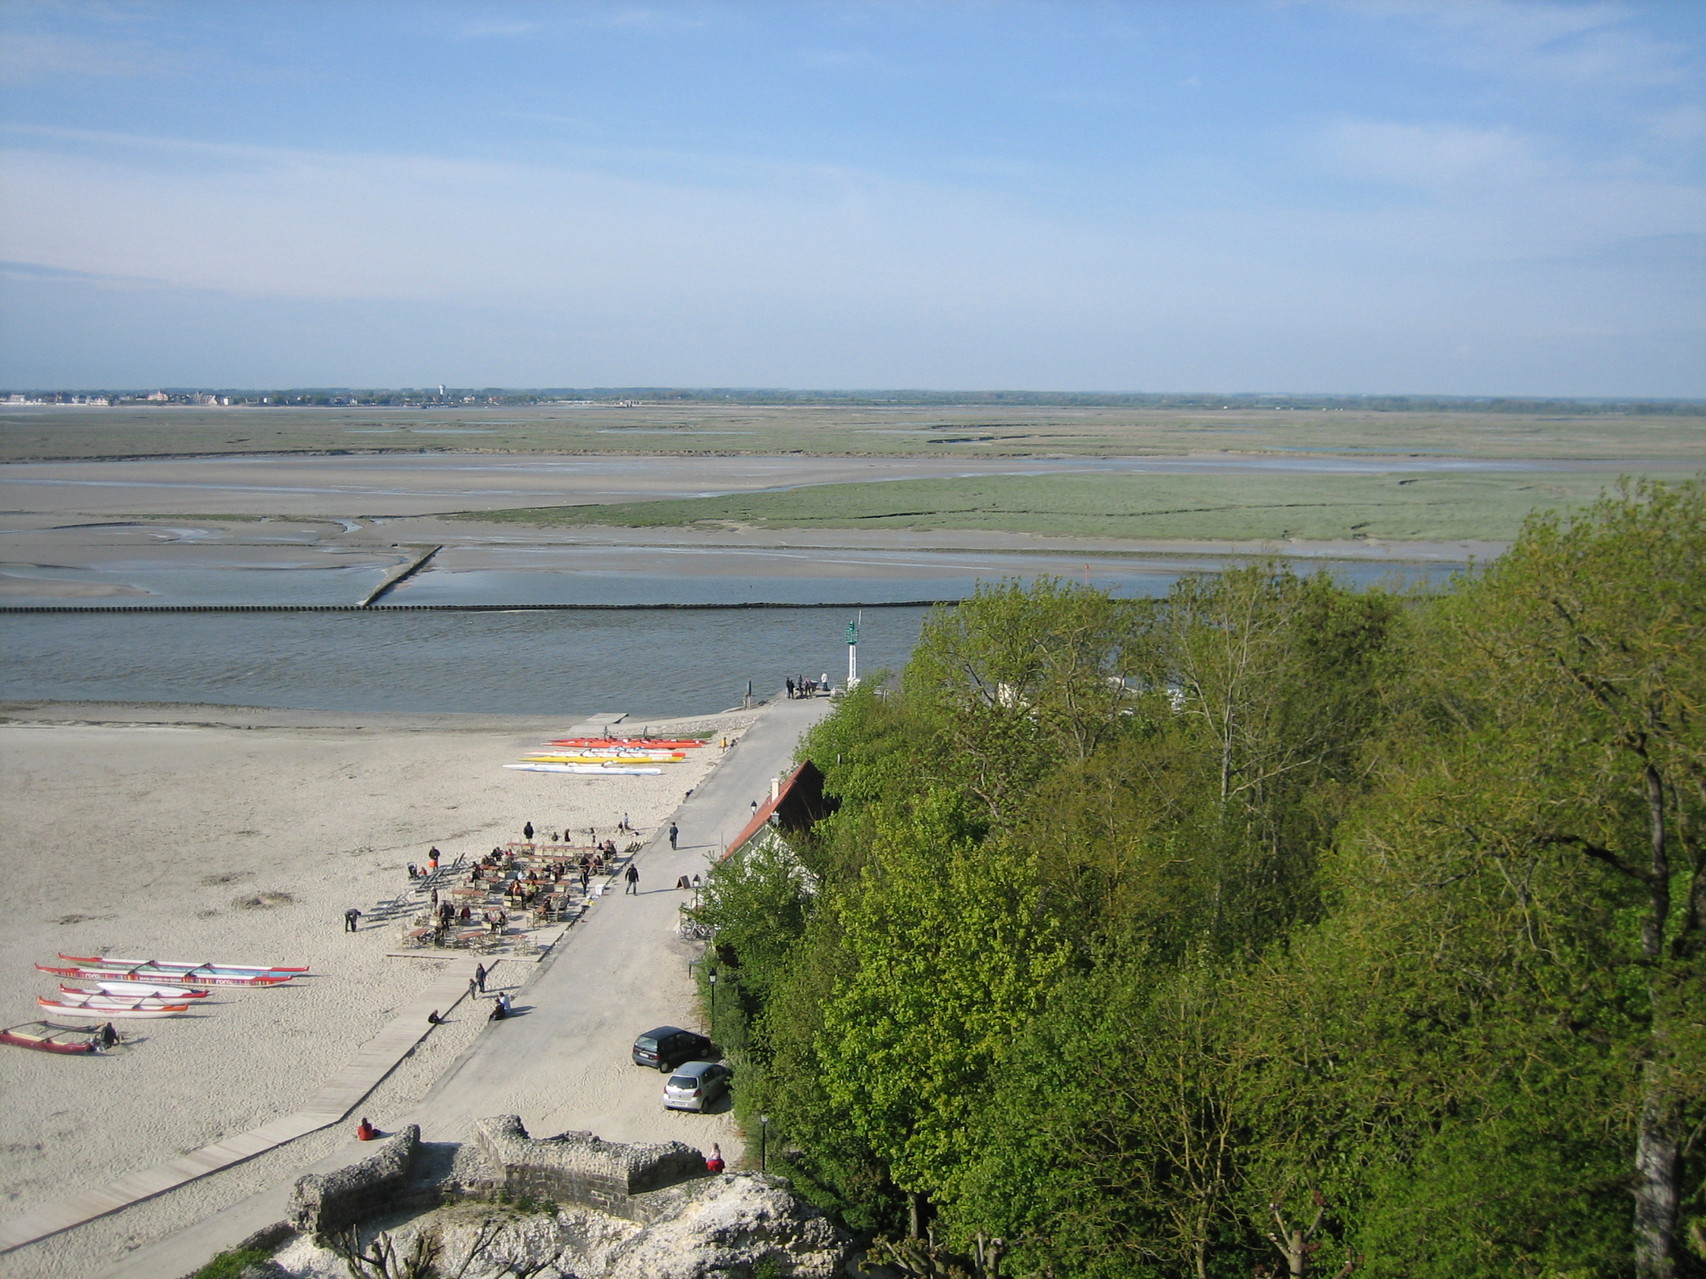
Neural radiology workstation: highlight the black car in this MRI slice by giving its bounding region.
[632,1025,713,1072]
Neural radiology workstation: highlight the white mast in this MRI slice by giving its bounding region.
[846,611,861,690]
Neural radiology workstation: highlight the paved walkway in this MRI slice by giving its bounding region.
[85,692,834,1279]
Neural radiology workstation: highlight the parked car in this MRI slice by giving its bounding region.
[663,1060,733,1112]
[632,1025,713,1072]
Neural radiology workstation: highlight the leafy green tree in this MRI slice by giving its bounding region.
[956,957,1251,1279]
[815,788,1070,1226]
[901,578,1151,820]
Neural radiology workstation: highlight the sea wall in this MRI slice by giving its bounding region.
[289,1126,420,1235]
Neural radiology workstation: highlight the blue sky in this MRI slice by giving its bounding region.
[1,1,1701,395]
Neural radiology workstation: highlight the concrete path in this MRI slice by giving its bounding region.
[88,692,834,1279]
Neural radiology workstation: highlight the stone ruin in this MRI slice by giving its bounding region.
[275,1116,848,1279]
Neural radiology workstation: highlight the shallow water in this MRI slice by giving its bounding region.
[0,559,1460,717]
[0,607,928,718]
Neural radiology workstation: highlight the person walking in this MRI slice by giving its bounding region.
[523,821,535,842]
[473,962,487,994]
[344,907,362,933]
[668,822,679,850]
[625,862,640,894]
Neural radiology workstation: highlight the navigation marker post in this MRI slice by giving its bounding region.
[846,612,861,691]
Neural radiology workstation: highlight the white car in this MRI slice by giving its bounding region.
[663,1060,732,1112]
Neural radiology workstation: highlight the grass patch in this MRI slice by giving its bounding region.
[188,1246,274,1279]
[460,469,1669,543]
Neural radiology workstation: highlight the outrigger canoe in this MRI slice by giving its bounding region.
[59,985,207,1003]
[504,762,663,776]
[1,1021,116,1055]
[37,997,190,1018]
[45,991,187,1011]
[38,963,291,987]
[61,989,208,1009]
[59,954,307,973]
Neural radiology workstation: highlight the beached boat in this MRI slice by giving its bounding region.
[548,738,706,749]
[52,989,196,1009]
[0,1020,115,1055]
[504,762,664,776]
[59,954,307,973]
[37,997,190,1018]
[522,753,684,764]
[68,980,208,999]
[37,963,290,987]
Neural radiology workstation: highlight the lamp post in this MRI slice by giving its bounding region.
[707,971,717,1041]
[691,873,701,909]
[760,1113,770,1173]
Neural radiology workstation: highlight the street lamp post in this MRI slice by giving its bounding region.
[692,873,701,909]
[707,971,717,1041]
[760,1114,770,1173]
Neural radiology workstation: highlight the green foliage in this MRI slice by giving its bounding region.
[695,478,1706,1278]
[817,788,1069,1202]
[189,1248,275,1279]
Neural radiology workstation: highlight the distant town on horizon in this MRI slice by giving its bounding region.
[3,388,1701,414]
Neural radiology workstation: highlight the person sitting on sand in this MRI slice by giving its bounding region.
[356,1118,378,1141]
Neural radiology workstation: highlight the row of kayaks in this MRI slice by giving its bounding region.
[507,735,711,777]
[20,954,307,1025]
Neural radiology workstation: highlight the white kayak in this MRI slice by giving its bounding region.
[504,763,663,776]
[37,996,191,1018]
[62,989,207,1009]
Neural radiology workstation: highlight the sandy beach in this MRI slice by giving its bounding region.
[0,700,756,1276]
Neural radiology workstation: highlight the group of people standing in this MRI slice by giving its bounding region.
[784,673,829,700]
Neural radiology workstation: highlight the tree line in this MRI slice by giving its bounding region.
[696,476,1705,1279]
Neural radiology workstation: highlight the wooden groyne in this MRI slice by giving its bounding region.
[358,545,442,607]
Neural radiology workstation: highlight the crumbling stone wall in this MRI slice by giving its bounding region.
[290,1126,420,1235]
[474,1115,706,1221]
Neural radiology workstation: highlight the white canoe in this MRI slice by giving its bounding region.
[60,989,205,1009]
[59,953,306,973]
[38,997,190,1018]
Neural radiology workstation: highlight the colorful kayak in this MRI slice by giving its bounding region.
[61,984,208,1001]
[504,763,663,776]
[59,954,307,973]
[37,997,190,1018]
[523,753,684,764]
[38,963,290,987]
[548,738,707,749]
[67,989,206,1009]
[1,1021,116,1055]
